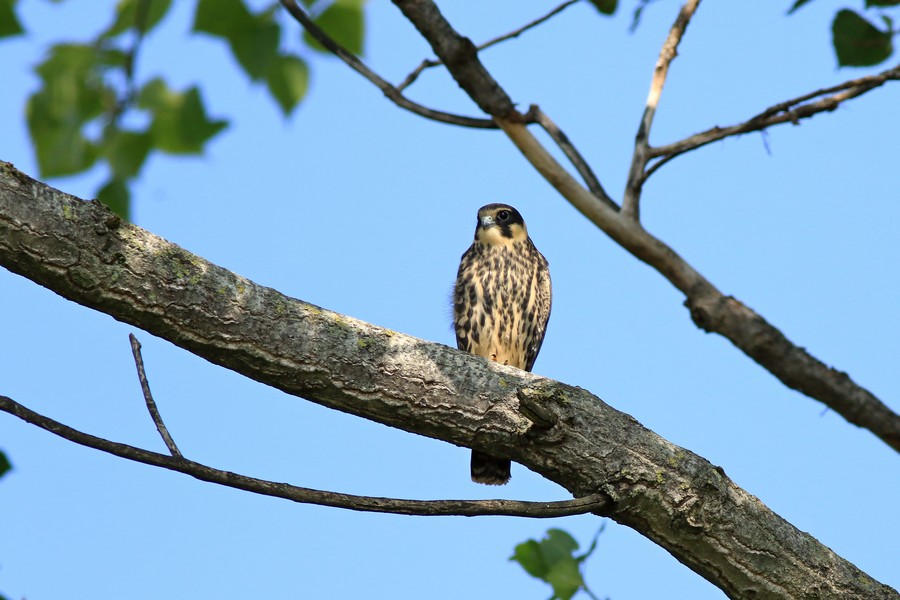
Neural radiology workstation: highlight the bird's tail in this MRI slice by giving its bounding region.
[471,450,511,485]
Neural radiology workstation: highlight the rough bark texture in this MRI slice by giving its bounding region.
[1,163,896,599]
[386,0,900,454]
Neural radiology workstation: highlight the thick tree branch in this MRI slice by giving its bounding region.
[646,62,900,177]
[1,163,896,598]
[0,394,608,518]
[623,0,701,220]
[385,0,900,457]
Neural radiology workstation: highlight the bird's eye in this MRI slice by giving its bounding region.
[497,210,510,221]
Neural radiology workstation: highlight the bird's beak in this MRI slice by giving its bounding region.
[480,215,495,228]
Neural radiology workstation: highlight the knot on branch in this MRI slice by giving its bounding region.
[685,295,720,332]
[517,385,561,430]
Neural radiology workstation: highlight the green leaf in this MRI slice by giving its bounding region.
[787,0,815,14]
[194,0,280,80]
[0,0,24,38]
[510,540,548,579]
[266,54,309,115]
[139,78,228,154]
[105,0,173,37]
[229,11,280,80]
[0,450,11,478]
[545,558,584,600]
[104,128,152,179]
[866,0,900,7]
[832,9,893,67]
[587,0,617,15]
[540,529,579,565]
[97,177,130,219]
[304,0,366,56]
[193,0,251,38]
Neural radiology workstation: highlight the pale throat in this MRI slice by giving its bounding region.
[476,224,528,247]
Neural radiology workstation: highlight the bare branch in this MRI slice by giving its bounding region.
[623,0,701,220]
[0,394,608,518]
[479,0,580,54]
[278,0,496,129]
[396,57,441,92]
[527,104,618,210]
[397,0,579,92]
[129,333,182,457]
[646,62,900,177]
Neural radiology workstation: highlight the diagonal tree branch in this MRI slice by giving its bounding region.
[0,161,896,598]
[0,394,609,518]
[386,0,900,456]
[622,0,701,220]
[645,62,900,178]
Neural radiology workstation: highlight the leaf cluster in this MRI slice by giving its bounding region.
[0,0,367,218]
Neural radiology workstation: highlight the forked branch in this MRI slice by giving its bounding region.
[0,394,609,518]
[646,62,900,177]
[623,0,701,219]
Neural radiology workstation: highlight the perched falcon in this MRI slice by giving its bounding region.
[453,203,552,485]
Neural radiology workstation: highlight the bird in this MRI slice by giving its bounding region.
[452,203,552,485]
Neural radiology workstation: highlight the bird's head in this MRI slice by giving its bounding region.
[474,203,528,246]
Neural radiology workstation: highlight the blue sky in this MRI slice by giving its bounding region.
[1,1,899,598]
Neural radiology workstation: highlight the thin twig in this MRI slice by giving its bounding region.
[397,0,579,92]
[129,333,182,457]
[279,0,496,129]
[396,58,441,92]
[527,105,618,210]
[622,0,701,220]
[645,62,900,177]
[0,394,610,518]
